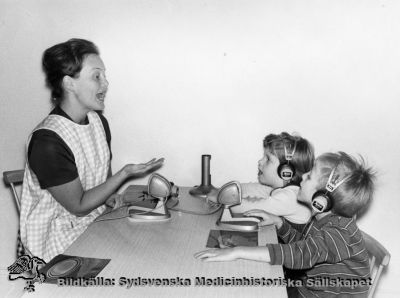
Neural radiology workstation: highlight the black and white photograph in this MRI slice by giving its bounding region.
[0,1,398,297]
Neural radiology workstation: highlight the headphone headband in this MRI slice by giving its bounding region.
[284,140,297,162]
[325,166,349,193]
[277,139,297,181]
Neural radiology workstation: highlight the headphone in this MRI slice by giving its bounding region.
[277,140,297,181]
[311,166,349,214]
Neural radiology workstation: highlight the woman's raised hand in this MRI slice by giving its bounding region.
[123,158,165,177]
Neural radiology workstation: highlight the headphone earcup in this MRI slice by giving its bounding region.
[277,163,295,181]
[311,191,332,213]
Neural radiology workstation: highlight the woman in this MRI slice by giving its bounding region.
[20,38,163,262]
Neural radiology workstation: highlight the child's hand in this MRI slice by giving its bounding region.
[194,248,238,262]
[244,209,283,228]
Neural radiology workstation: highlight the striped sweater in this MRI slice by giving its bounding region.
[267,214,370,297]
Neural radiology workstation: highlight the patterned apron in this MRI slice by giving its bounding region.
[20,111,110,262]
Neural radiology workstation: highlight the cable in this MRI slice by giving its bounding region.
[94,195,176,223]
[93,205,129,223]
[169,201,222,215]
[127,198,170,216]
[94,190,222,222]
[93,194,148,223]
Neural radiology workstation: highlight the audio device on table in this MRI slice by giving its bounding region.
[128,173,179,222]
[216,181,261,231]
[189,154,218,200]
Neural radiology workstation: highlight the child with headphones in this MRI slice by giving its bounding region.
[231,132,314,231]
[196,151,375,297]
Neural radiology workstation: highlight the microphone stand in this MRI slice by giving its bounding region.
[189,155,218,198]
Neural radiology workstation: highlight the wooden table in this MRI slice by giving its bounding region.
[28,187,287,298]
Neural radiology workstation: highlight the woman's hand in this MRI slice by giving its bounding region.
[194,248,239,262]
[244,209,283,228]
[122,158,164,177]
[48,158,165,216]
[102,158,164,211]
[105,193,124,209]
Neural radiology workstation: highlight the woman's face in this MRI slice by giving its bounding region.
[70,54,109,112]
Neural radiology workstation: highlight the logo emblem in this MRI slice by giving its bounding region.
[8,255,46,292]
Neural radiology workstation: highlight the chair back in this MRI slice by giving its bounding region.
[3,169,24,212]
[362,231,391,298]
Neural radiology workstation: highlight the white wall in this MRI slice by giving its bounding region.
[1,0,399,296]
